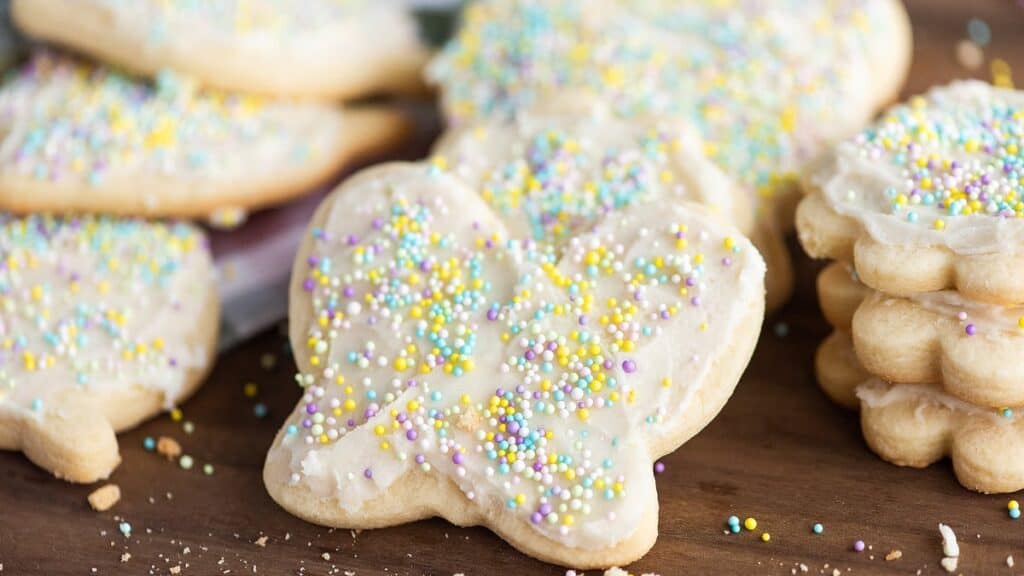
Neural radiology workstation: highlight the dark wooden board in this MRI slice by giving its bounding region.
[3,1,1024,574]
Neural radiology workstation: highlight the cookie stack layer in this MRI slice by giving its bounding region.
[797,81,1024,494]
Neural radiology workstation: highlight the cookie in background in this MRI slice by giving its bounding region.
[0,214,218,483]
[11,0,430,100]
[0,52,412,220]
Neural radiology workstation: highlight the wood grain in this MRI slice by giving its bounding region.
[2,1,1024,574]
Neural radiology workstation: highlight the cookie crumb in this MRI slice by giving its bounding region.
[940,557,958,573]
[322,553,331,561]
[157,436,182,459]
[254,536,268,548]
[88,484,121,512]
[1008,555,1015,567]
[885,550,902,562]
[170,565,182,575]
[120,553,131,563]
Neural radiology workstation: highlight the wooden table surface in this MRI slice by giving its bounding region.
[3,2,1024,575]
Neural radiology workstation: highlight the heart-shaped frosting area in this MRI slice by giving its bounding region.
[266,163,764,562]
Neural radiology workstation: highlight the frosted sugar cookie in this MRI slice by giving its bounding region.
[799,81,1024,305]
[815,333,1024,494]
[817,260,1024,408]
[0,52,411,219]
[264,162,765,567]
[0,215,218,483]
[429,0,910,222]
[12,0,429,100]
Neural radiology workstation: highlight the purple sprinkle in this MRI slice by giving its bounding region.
[306,404,318,414]
[303,278,315,292]
[622,360,637,373]
[364,468,373,479]
[654,461,665,474]
[539,503,552,515]
[415,454,426,464]
[966,324,977,336]
[452,452,465,465]
[487,308,499,321]
[530,512,543,524]
[406,429,418,441]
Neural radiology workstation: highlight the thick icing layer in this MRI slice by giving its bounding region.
[432,114,748,241]
[428,0,895,199]
[279,164,764,549]
[816,81,1024,255]
[0,52,340,191]
[0,214,213,419]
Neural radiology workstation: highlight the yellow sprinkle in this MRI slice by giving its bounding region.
[170,409,183,422]
[744,517,757,531]
[761,532,771,543]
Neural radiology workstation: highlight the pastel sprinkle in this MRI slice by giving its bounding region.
[854,540,866,552]
[743,517,757,531]
[812,523,824,534]
[179,455,194,470]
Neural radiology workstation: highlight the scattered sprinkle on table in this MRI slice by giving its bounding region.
[812,522,824,535]
[853,540,865,553]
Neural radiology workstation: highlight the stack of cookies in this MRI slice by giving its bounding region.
[797,81,1024,494]
[0,0,426,483]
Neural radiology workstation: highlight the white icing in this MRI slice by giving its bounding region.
[815,81,1024,255]
[0,216,214,419]
[0,53,344,194]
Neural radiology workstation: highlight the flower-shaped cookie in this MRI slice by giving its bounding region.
[0,215,218,482]
[0,52,409,219]
[264,163,765,567]
[816,261,1024,408]
[13,0,428,99]
[799,81,1024,305]
[816,332,1024,494]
